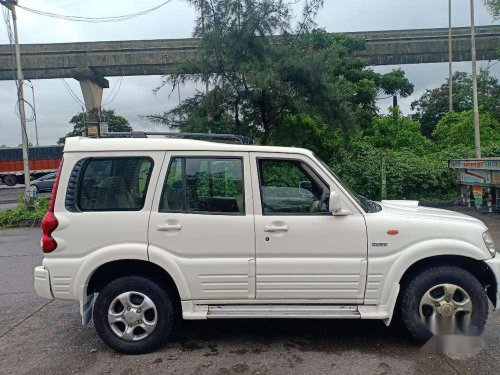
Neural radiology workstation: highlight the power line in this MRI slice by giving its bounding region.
[17,0,172,23]
[103,76,123,107]
[60,78,85,107]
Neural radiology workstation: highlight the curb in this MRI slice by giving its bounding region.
[0,219,41,229]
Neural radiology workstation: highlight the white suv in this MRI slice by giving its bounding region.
[34,134,499,354]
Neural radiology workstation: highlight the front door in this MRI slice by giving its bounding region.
[148,151,256,301]
[251,153,368,303]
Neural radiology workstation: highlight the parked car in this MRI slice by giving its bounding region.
[34,134,499,354]
[30,172,56,194]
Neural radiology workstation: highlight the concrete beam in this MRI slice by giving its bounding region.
[0,26,498,80]
[73,67,110,89]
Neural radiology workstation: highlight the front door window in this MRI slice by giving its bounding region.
[258,159,329,214]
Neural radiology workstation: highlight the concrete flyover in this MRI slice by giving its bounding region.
[0,25,499,81]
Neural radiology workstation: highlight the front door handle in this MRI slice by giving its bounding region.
[264,224,289,233]
[157,223,182,232]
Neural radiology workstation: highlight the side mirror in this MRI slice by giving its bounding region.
[329,191,350,216]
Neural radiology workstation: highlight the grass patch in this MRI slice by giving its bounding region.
[0,196,49,229]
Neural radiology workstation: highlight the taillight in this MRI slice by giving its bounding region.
[41,211,58,253]
[41,158,63,253]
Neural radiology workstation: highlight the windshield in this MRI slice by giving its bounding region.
[315,155,381,213]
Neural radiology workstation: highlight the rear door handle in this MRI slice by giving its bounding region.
[264,225,289,233]
[157,224,182,231]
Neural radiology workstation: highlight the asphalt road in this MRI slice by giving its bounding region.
[0,186,49,211]
[0,186,24,204]
[0,208,499,375]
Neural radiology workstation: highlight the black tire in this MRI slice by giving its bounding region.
[400,265,488,341]
[93,276,176,354]
[3,174,17,187]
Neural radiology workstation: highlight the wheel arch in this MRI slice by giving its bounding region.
[87,259,182,313]
[398,255,498,308]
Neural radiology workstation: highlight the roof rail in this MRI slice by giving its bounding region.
[101,131,255,145]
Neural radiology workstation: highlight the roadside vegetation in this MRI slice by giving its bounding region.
[148,0,500,201]
[0,196,49,229]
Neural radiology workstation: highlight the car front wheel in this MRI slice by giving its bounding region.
[93,276,176,354]
[400,265,488,341]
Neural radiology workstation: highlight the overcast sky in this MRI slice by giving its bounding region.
[0,0,499,146]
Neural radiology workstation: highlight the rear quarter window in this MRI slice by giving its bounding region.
[74,157,154,211]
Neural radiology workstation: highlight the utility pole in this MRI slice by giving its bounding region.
[27,80,39,146]
[448,0,453,112]
[1,0,32,206]
[470,0,481,158]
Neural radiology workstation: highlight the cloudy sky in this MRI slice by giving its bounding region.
[0,0,499,146]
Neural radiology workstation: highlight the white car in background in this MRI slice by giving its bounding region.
[34,133,499,354]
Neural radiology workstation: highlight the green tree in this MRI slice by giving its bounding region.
[358,107,432,199]
[483,0,500,19]
[334,143,458,201]
[365,107,432,155]
[270,114,345,162]
[149,0,413,144]
[58,110,132,144]
[411,69,500,136]
[433,110,500,149]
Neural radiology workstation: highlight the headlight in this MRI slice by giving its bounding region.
[483,230,496,257]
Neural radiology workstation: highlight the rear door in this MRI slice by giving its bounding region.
[54,151,163,260]
[148,151,256,301]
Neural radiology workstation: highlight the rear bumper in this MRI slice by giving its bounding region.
[485,257,500,311]
[34,266,54,299]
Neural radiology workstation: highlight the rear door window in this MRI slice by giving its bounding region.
[160,157,245,214]
[77,157,153,211]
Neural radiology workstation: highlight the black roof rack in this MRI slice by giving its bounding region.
[101,131,255,145]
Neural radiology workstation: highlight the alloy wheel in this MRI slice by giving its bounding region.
[107,291,158,341]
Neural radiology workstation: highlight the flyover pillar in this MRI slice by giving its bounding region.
[74,68,109,137]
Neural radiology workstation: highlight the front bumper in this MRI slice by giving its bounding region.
[34,266,54,299]
[485,257,500,311]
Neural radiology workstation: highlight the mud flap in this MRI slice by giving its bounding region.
[80,293,95,325]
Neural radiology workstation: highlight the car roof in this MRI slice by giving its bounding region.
[63,137,314,157]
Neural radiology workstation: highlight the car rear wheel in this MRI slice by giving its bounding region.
[93,276,176,354]
[400,265,488,341]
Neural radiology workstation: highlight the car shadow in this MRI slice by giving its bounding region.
[166,317,416,355]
